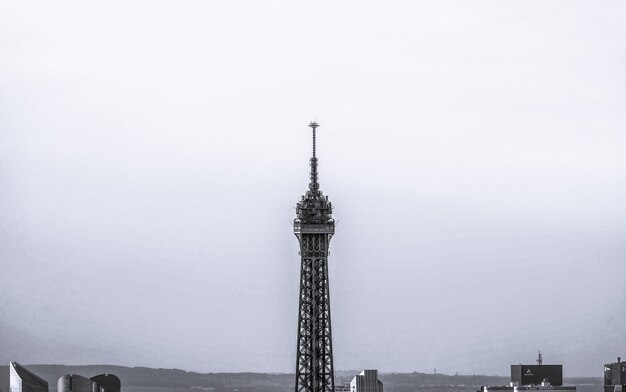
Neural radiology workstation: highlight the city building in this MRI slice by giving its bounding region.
[511,354,563,387]
[9,362,48,392]
[350,370,383,392]
[57,373,121,392]
[57,375,99,392]
[89,375,121,392]
[479,353,575,392]
[334,383,351,392]
[293,122,336,392]
[604,357,626,392]
[480,386,576,392]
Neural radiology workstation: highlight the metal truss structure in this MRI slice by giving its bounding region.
[293,122,336,392]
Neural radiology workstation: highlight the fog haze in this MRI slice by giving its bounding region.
[1,0,625,377]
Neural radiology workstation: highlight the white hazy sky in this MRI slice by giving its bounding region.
[1,0,625,377]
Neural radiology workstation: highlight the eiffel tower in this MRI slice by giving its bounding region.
[293,121,336,392]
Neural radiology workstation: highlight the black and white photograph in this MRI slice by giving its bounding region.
[1,2,625,392]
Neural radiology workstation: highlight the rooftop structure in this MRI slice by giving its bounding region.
[604,357,626,392]
[57,375,98,392]
[511,365,563,387]
[511,352,563,386]
[57,373,121,392]
[480,386,576,392]
[479,354,575,392]
[350,370,383,392]
[9,362,48,392]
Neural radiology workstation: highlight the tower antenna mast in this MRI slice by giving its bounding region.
[308,121,320,193]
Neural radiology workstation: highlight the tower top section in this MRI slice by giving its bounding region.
[295,121,334,227]
[308,121,320,193]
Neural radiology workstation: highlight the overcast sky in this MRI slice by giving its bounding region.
[1,0,625,377]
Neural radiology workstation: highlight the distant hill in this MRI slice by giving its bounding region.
[0,365,604,392]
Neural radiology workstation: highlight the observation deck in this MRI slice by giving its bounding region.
[293,221,335,234]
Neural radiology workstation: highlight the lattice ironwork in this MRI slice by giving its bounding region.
[293,122,335,392]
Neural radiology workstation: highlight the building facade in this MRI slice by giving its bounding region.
[350,370,383,392]
[57,373,121,392]
[334,384,351,392]
[604,357,626,392]
[57,375,99,392]
[89,375,121,392]
[479,354,575,392]
[511,365,563,386]
[9,362,48,392]
[480,386,576,392]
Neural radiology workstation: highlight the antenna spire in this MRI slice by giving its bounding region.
[308,121,320,193]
